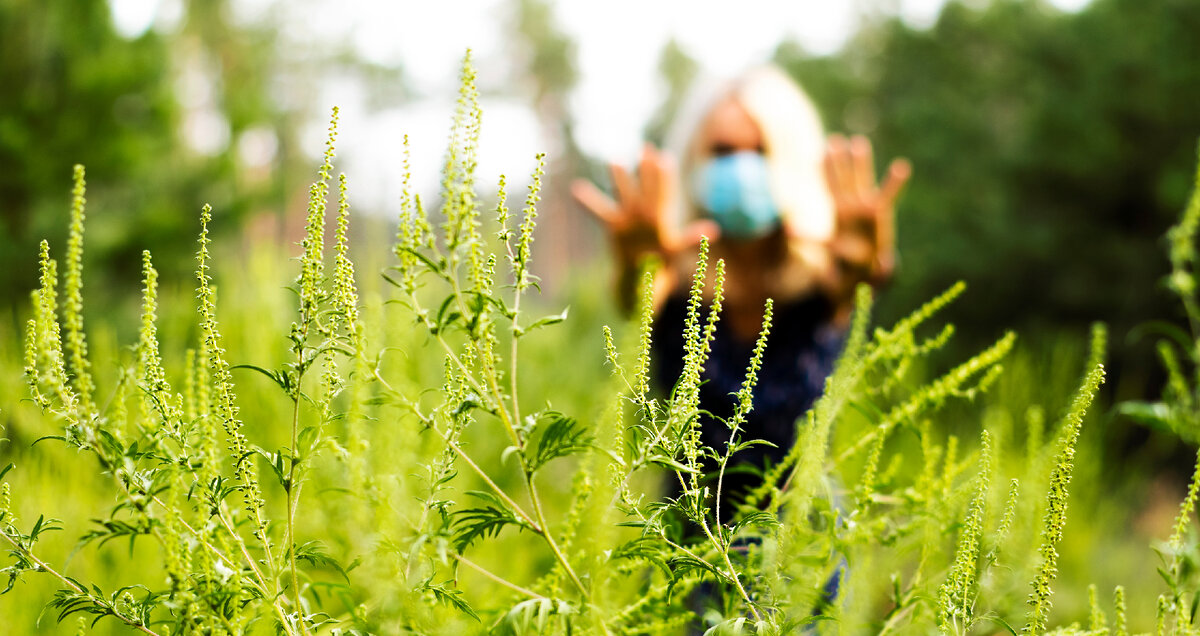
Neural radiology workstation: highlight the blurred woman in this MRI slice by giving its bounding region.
[572,66,911,514]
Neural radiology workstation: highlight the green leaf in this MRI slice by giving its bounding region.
[393,246,447,277]
[515,307,569,337]
[435,295,462,335]
[527,413,592,473]
[668,553,722,581]
[1118,401,1173,428]
[451,491,529,551]
[293,541,351,582]
[1128,320,1194,354]
[231,364,292,394]
[647,455,700,474]
[703,617,748,636]
[78,518,158,548]
[249,446,291,489]
[493,598,572,636]
[732,510,780,534]
[985,615,1018,636]
[423,580,480,622]
[609,537,672,578]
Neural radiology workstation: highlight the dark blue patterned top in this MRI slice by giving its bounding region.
[653,292,846,491]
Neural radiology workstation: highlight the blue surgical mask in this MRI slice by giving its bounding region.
[691,151,780,240]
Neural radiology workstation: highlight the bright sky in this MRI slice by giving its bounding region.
[110,0,1092,212]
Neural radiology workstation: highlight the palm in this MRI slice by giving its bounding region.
[821,134,911,281]
[571,145,717,268]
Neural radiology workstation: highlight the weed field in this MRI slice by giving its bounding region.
[3,60,1200,635]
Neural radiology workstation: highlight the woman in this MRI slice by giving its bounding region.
[572,66,911,514]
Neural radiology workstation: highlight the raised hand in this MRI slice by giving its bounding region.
[571,144,718,271]
[821,134,911,283]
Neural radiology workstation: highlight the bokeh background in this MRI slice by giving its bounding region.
[7,0,1199,383]
[4,0,1200,631]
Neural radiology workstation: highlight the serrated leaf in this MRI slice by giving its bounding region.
[451,491,529,551]
[294,541,351,582]
[732,510,780,534]
[527,414,592,473]
[609,537,671,578]
[668,553,722,581]
[424,581,480,622]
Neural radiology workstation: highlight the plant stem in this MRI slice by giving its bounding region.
[0,531,163,636]
[148,495,270,597]
[453,552,545,599]
[714,416,746,527]
[373,368,540,531]
[285,394,310,635]
[524,466,589,599]
[509,291,523,437]
[447,273,522,447]
[672,471,762,622]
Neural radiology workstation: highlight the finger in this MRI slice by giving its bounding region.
[878,158,912,205]
[671,219,722,252]
[570,179,620,226]
[609,162,640,212]
[639,144,663,214]
[822,140,841,200]
[850,135,876,195]
[824,134,854,201]
[654,150,679,231]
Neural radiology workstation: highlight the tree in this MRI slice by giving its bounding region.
[0,0,296,314]
[776,0,1200,394]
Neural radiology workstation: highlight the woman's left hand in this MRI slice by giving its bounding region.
[821,134,911,285]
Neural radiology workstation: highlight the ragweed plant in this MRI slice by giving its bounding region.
[7,104,361,635]
[1116,146,1200,636]
[9,50,1198,636]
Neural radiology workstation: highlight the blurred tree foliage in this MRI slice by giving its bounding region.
[774,0,1200,394]
[508,0,599,291]
[644,38,699,147]
[0,0,294,314]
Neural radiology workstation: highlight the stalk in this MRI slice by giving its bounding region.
[453,553,546,599]
[285,396,308,635]
[0,532,163,636]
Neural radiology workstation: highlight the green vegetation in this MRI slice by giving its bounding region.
[773,0,1200,381]
[4,54,1200,635]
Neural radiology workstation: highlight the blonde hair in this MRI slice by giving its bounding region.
[666,65,834,243]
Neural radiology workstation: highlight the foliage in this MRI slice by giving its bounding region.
[775,0,1200,384]
[0,0,296,305]
[5,52,1200,635]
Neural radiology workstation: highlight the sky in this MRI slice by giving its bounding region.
[109,0,1093,213]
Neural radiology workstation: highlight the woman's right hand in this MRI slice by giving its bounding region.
[571,144,718,270]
